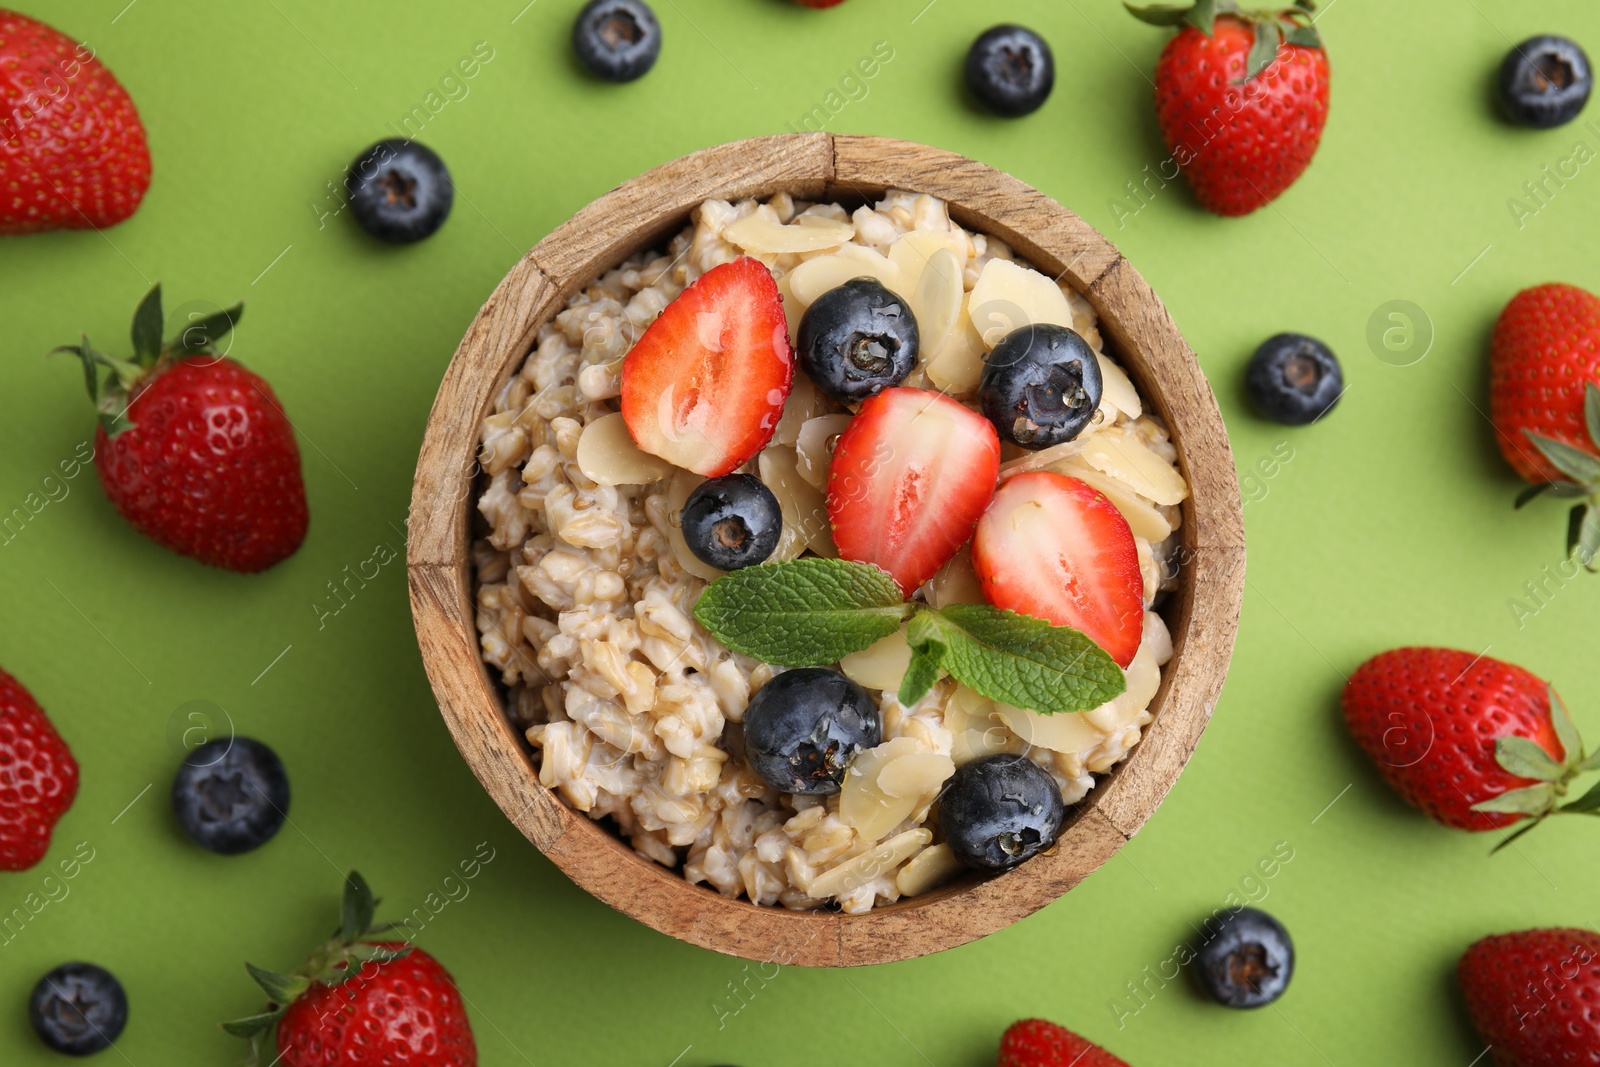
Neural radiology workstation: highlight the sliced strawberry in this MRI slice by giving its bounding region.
[826,387,1000,595]
[621,257,793,477]
[972,472,1143,667]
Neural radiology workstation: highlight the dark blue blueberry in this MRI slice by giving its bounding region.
[797,279,919,403]
[1191,907,1295,1008]
[742,668,881,795]
[1499,36,1592,129]
[681,474,782,571]
[979,324,1103,449]
[965,25,1055,117]
[1245,333,1343,425]
[573,0,662,83]
[938,754,1064,871]
[171,737,289,855]
[29,963,128,1055]
[345,139,454,244]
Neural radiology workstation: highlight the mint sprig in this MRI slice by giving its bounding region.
[692,557,913,667]
[693,559,1128,715]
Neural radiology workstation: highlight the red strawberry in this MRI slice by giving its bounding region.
[0,668,78,872]
[997,1018,1131,1067]
[0,11,151,234]
[621,256,793,477]
[1490,284,1600,567]
[1459,927,1600,1066]
[972,472,1143,667]
[1342,648,1600,839]
[826,387,1000,595]
[1128,2,1330,217]
[55,285,308,572]
[225,872,476,1066]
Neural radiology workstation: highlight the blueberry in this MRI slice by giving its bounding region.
[797,279,919,403]
[979,324,1103,449]
[965,25,1055,117]
[937,753,1065,871]
[681,474,782,571]
[1245,333,1342,425]
[345,139,454,244]
[1191,907,1294,1008]
[1499,36,1592,129]
[573,0,662,83]
[29,963,128,1055]
[742,668,881,795]
[171,737,289,855]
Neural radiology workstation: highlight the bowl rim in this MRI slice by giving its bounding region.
[408,133,1246,967]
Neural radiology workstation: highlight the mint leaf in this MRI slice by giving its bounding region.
[911,604,1125,714]
[694,558,913,667]
[897,637,945,707]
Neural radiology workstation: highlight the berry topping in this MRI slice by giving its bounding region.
[1499,35,1592,129]
[1191,907,1295,1008]
[972,472,1144,668]
[979,324,1103,449]
[827,387,1001,596]
[621,257,794,477]
[938,753,1065,871]
[798,279,919,403]
[742,668,882,795]
[171,737,290,855]
[29,963,129,1055]
[965,25,1055,117]
[345,139,454,244]
[1245,332,1343,425]
[681,474,782,571]
[572,0,662,83]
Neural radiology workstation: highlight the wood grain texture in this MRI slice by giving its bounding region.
[407,135,1246,967]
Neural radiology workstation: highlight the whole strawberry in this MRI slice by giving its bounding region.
[1343,648,1600,845]
[1492,284,1600,569]
[54,285,309,572]
[225,872,477,1066]
[1460,928,1600,1066]
[0,668,79,872]
[998,1019,1130,1067]
[1127,0,1330,216]
[0,10,151,234]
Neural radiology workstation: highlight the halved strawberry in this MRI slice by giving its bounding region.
[621,257,793,477]
[826,387,1000,595]
[972,472,1143,667]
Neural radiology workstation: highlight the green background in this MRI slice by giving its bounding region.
[2,0,1598,1062]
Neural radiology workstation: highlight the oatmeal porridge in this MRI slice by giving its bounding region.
[472,189,1187,914]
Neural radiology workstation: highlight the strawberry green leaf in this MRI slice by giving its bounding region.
[1122,1,1195,27]
[1586,381,1600,451]
[171,302,243,357]
[1489,815,1547,854]
[1514,483,1554,509]
[244,963,308,1007]
[341,870,376,944]
[898,636,945,707]
[220,1012,280,1038]
[1471,782,1555,816]
[1550,688,1584,770]
[1580,504,1600,571]
[1284,22,1323,49]
[1561,777,1600,813]
[1526,430,1600,485]
[1577,747,1600,774]
[1293,0,1317,10]
[1188,0,1218,34]
[1494,736,1566,782]
[694,559,915,667]
[910,604,1125,715]
[1568,503,1588,561]
[131,284,164,368]
[1245,17,1283,79]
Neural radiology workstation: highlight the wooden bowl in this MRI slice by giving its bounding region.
[408,134,1246,967]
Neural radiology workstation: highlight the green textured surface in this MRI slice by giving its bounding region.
[2,0,1598,1063]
